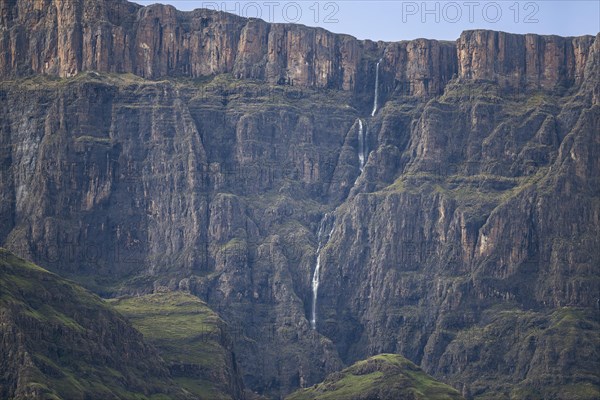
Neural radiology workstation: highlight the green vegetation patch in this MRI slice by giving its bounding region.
[74,135,111,144]
[0,248,189,400]
[286,353,463,400]
[111,292,236,399]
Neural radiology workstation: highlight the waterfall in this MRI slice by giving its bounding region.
[371,59,382,117]
[357,119,368,172]
[309,60,382,329]
[311,213,335,330]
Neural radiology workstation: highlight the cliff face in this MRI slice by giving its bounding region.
[0,0,372,88]
[0,72,350,397]
[2,0,596,96]
[1,0,599,399]
[317,79,600,398]
[457,30,596,90]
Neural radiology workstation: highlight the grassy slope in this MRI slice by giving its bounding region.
[0,248,187,400]
[286,354,464,400]
[111,292,239,400]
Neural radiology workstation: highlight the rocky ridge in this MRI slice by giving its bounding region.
[112,291,246,400]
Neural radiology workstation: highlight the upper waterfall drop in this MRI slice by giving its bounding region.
[310,213,335,330]
[371,59,382,117]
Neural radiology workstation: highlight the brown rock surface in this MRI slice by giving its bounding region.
[457,30,596,90]
[2,1,596,96]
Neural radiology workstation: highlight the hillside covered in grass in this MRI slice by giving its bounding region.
[0,248,190,400]
[112,292,244,400]
[286,354,464,400]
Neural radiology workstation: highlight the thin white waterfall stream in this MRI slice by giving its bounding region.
[310,59,380,329]
[310,213,335,330]
[358,119,366,172]
[371,59,382,116]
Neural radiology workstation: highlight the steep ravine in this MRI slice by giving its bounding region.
[1,0,599,398]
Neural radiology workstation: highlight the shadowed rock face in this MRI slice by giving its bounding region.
[1,0,599,398]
